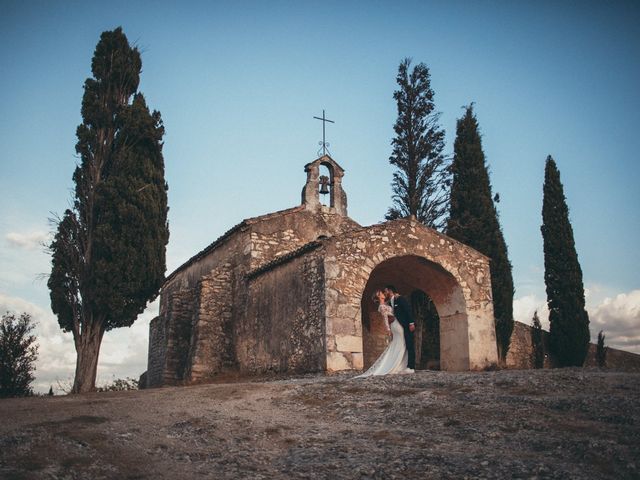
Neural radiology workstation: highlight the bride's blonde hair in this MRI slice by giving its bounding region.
[371,289,383,304]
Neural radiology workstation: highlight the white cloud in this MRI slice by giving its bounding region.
[96,298,159,384]
[0,228,52,291]
[0,292,75,394]
[590,290,640,354]
[0,292,159,394]
[513,289,640,355]
[5,231,50,250]
[0,292,47,319]
[513,294,549,330]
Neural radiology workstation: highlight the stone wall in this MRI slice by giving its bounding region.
[250,229,304,270]
[584,344,640,371]
[248,209,358,270]
[146,289,196,387]
[506,321,551,369]
[324,218,498,372]
[147,206,359,387]
[148,201,506,385]
[162,225,250,296]
[186,263,235,382]
[146,316,165,387]
[238,249,326,374]
[507,320,640,371]
[147,222,251,387]
[164,289,198,384]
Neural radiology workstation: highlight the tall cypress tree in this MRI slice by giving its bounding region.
[48,28,169,393]
[386,58,450,229]
[531,311,544,369]
[596,330,607,367]
[447,105,514,361]
[541,156,589,367]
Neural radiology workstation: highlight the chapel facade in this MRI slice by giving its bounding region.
[145,155,499,387]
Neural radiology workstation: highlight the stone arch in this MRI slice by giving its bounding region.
[360,255,469,371]
[324,219,498,372]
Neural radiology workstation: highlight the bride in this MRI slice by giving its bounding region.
[355,289,414,378]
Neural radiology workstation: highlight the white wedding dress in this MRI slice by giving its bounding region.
[355,304,414,378]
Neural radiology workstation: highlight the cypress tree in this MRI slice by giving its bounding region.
[386,58,450,229]
[0,313,39,398]
[447,105,514,361]
[531,311,544,369]
[596,330,607,368]
[48,28,169,393]
[541,156,590,367]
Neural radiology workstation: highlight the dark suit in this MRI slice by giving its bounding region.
[392,295,416,369]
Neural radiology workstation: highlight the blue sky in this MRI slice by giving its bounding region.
[1,1,639,391]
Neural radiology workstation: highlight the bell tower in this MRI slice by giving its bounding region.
[301,155,348,216]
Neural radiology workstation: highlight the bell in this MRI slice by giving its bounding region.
[319,175,330,195]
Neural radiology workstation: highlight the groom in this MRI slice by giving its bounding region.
[384,285,416,370]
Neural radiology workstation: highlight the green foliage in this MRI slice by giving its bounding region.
[48,212,81,334]
[0,313,39,398]
[541,156,590,367]
[386,58,450,229]
[96,377,139,392]
[596,330,607,368]
[91,94,169,330]
[447,105,514,360]
[48,27,168,392]
[531,311,544,369]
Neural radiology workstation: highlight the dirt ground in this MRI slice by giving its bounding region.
[1,368,639,479]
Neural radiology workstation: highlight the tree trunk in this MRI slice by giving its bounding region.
[72,322,105,393]
[496,341,507,368]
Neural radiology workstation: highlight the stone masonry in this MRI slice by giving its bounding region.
[322,219,498,373]
[145,155,499,387]
[507,320,640,371]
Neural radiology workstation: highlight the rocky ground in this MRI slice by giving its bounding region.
[1,368,639,479]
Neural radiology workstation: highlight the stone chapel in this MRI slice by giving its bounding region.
[145,155,499,388]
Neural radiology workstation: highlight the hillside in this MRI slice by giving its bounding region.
[1,368,638,479]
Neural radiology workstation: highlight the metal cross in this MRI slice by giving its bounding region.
[313,109,334,156]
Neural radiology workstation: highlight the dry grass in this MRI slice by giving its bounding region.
[431,385,474,396]
[370,430,406,444]
[291,391,339,407]
[383,387,422,397]
[0,369,637,479]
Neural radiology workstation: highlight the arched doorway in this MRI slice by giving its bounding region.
[318,163,332,207]
[411,289,440,370]
[360,255,469,371]
[360,287,441,370]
